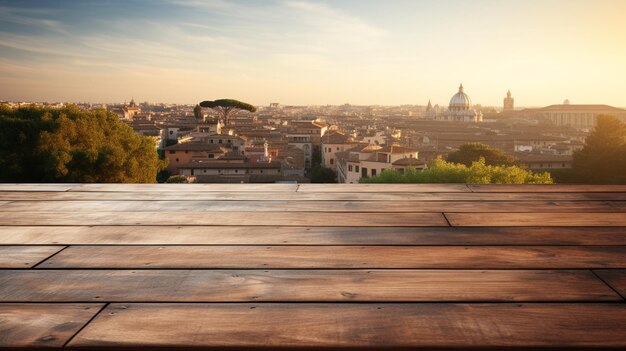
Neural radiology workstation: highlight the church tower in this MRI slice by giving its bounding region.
[503,90,514,111]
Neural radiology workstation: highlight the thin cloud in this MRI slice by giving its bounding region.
[0,5,68,34]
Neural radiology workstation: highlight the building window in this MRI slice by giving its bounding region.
[235,169,238,173]
[208,154,214,159]
[210,139,214,144]
[336,147,339,151]
[361,167,367,177]
[218,140,222,144]
[330,159,334,165]
[355,166,359,173]
[168,151,175,154]
[175,158,179,162]
[348,165,353,171]
[371,169,377,176]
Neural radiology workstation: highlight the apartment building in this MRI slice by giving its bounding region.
[336,144,422,183]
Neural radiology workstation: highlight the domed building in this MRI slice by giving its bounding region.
[433,84,483,123]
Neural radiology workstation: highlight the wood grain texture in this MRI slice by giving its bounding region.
[446,212,626,226]
[0,303,103,348]
[593,269,626,299]
[0,246,65,268]
[0,184,74,192]
[69,303,626,349]
[297,183,471,192]
[0,269,619,302]
[2,226,625,245]
[4,191,626,201]
[2,199,623,213]
[68,183,298,192]
[1,184,625,350]
[0,211,449,226]
[469,184,626,192]
[43,245,626,269]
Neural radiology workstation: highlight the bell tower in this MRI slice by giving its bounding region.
[503,90,514,111]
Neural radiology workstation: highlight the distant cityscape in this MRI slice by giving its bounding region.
[3,84,626,183]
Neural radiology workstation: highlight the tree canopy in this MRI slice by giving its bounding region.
[310,165,336,183]
[0,105,166,183]
[571,115,626,184]
[199,99,256,124]
[360,158,552,184]
[447,142,516,166]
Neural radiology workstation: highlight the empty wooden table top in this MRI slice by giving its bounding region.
[0,183,625,350]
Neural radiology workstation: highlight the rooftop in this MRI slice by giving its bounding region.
[0,183,625,349]
[164,142,226,152]
[540,104,626,112]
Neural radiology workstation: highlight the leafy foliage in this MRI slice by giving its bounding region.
[199,99,256,124]
[571,115,626,184]
[165,175,188,183]
[0,105,166,182]
[447,142,516,166]
[360,158,553,184]
[310,165,337,183]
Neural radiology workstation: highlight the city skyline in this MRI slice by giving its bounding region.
[1,0,626,106]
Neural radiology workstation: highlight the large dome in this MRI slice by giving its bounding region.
[449,84,471,111]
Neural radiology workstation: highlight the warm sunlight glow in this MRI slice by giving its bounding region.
[1,0,625,106]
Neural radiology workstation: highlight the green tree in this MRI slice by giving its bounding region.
[360,158,552,184]
[310,165,337,183]
[0,105,166,183]
[193,104,203,120]
[447,143,516,166]
[165,175,188,183]
[572,115,626,184]
[199,99,256,125]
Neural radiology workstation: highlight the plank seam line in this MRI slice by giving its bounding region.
[62,302,109,349]
[590,269,626,301]
[442,213,452,226]
[31,245,70,268]
[295,184,300,192]
[465,184,475,192]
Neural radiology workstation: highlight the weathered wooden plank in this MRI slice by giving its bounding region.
[0,211,448,226]
[69,303,626,349]
[0,303,103,348]
[43,245,626,269]
[469,184,626,192]
[593,269,626,299]
[0,269,618,302]
[297,183,471,192]
[446,212,626,227]
[0,246,65,268]
[68,183,298,192]
[0,184,74,192]
[1,226,625,245]
[4,191,626,201]
[2,200,623,213]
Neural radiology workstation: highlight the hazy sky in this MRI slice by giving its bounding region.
[1,0,625,106]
